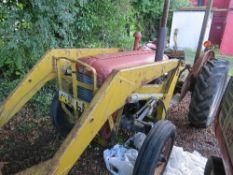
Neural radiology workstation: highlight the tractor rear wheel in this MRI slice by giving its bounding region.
[189,59,229,128]
[133,120,176,175]
[50,93,73,135]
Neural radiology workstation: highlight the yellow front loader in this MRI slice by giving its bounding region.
[0,45,183,174]
[0,0,229,174]
[0,46,182,175]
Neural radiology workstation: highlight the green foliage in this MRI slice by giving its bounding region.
[0,0,133,114]
[30,81,56,116]
[0,78,21,103]
[75,0,134,48]
[0,0,133,80]
[131,0,191,40]
[0,0,190,115]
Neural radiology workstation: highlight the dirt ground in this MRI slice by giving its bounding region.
[167,93,220,157]
[0,93,220,175]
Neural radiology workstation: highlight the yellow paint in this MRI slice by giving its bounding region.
[156,67,180,120]
[45,59,180,174]
[76,59,98,92]
[108,115,115,130]
[0,48,120,127]
[1,46,181,174]
[76,81,93,91]
[135,84,164,94]
[16,160,52,175]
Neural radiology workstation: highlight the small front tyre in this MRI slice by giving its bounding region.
[204,156,226,175]
[133,120,176,175]
[50,93,73,135]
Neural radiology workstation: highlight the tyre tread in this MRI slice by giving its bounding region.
[189,58,229,127]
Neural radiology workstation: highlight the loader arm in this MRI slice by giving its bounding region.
[17,59,181,175]
[0,48,120,127]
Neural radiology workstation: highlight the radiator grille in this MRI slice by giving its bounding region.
[77,72,93,102]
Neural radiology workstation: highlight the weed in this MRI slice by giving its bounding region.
[18,122,37,134]
[2,139,16,149]
[31,81,57,116]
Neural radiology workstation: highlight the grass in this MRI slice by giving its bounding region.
[229,69,233,76]
[184,49,233,76]
[184,49,196,65]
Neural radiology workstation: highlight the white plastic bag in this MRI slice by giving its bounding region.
[164,146,207,175]
[103,144,138,175]
[104,133,207,175]
[125,132,146,150]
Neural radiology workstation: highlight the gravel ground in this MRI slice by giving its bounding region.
[0,93,220,175]
[168,93,220,158]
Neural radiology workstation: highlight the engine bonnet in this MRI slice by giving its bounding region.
[79,50,157,84]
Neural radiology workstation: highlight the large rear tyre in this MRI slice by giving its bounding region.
[133,120,176,175]
[189,59,229,128]
[50,93,72,135]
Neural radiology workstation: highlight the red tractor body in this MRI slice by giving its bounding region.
[215,121,233,175]
[76,49,157,139]
[79,50,156,85]
[217,77,233,175]
[206,77,233,175]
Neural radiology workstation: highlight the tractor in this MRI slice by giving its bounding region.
[0,0,229,174]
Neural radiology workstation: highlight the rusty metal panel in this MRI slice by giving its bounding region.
[218,76,233,175]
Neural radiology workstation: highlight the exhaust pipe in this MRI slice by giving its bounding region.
[194,0,213,62]
[155,0,170,61]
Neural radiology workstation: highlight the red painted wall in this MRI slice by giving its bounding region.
[192,0,198,6]
[212,0,230,8]
[192,0,233,56]
[192,0,230,8]
[206,0,230,45]
[230,0,233,7]
[220,0,233,56]
[209,11,227,45]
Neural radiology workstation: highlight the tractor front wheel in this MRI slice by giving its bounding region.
[50,93,73,135]
[204,156,226,175]
[189,59,229,128]
[133,120,176,175]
